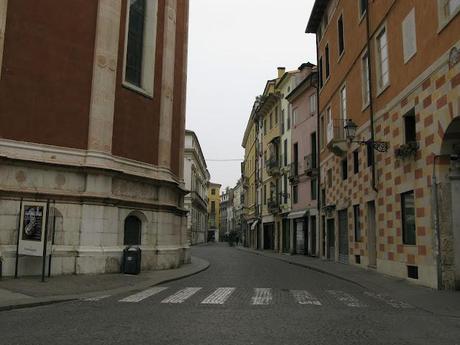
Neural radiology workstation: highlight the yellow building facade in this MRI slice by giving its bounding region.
[207,182,221,242]
[258,77,282,251]
[242,111,258,248]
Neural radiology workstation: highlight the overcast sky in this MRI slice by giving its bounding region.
[185,0,317,190]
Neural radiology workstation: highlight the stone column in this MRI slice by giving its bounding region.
[0,0,8,80]
[158,0,177,168]
[177,0,189,179]
[87,0,122,154]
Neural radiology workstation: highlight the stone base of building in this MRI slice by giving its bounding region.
[0,142,190,277]
[375,259,438,289]
[0,245,191,276]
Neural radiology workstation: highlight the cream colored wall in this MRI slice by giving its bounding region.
[87,0,122,154]
[158,0,178,167]
[261,103,280,219]
[243,121,257,219]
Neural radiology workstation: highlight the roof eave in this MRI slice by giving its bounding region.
[306,0,329,34]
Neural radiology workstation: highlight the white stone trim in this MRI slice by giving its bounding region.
[178,1,189,179]
[0,0,7,81]
[158,0,177,168]
[87,0,122,153]
[0,138,180,184]
[121,0,158,97]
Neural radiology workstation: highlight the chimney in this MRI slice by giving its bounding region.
[277,67,286,78]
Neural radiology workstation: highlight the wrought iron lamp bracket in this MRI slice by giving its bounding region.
[353,140,390,153]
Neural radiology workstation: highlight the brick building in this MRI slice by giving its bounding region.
[0,0,191,275]
[307,0,460,288]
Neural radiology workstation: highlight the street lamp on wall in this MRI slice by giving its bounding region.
[344,119,390,153]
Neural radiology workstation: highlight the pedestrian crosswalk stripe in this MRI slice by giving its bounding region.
[119,287,168,303]
[251,288,272,305]
[201,287,236,305]
[327,290,366,307]
[82,295,111,302]
[364,291,413,309]
[161,287,202,304]
[291,290,322,305]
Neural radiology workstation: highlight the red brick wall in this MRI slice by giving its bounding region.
[0,0,98,149]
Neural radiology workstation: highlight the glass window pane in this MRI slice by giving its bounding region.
[402,191,416,245]
[126,0,146,87]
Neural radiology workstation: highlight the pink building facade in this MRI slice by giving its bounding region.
[286,64,319,256]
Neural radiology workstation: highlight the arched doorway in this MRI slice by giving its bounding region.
[124,215,142,246]
[438,117,460,289]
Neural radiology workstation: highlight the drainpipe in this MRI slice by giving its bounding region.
[314,34,322,258]
[432,155,443,290]
[365,0,378,192]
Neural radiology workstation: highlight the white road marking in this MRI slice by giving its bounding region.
[291,290,322,305]
[251,288,272,305]
[201,288,236,305]
[327,290,367,307]
[364,292,413,309]
[82,295,111,302]
[161,287,202,304]
[119,287,168,303]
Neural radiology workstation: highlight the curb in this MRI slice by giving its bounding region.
[236,247,367,289]
[0,256,210,313]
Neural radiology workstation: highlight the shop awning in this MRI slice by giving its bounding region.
[287,210,308,219]
[251,220,259,231]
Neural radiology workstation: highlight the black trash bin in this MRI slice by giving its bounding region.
[122,246,142,275]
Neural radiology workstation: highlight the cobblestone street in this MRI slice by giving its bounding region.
[1,244,459,345]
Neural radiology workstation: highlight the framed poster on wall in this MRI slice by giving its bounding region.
[18,202,48,257]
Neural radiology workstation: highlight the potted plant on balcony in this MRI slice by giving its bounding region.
[395,141,419,159]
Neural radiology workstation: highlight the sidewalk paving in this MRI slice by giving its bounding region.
[0,256,209,312]
[237,246,460,318]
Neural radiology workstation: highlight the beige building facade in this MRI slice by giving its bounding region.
[184,130,210,245]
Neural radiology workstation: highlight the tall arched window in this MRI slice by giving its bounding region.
[124,215,142,246]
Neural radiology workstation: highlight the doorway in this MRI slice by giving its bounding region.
[310,216,317,256]
[264,223,274,250]
[327,218,335,260]
[439,116,460,289]
[282,218,290,253]
[338,209,349,264]
[124,215,142,246]
[367,201,377,268]
[295,219,307,254]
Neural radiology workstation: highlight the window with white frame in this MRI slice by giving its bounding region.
[123,0,157,96]
[337,14,345,56]
[325,44,330,79]
[326,106,333,143]
[359,0,367,18]
[376,26,389,92]
[362,52,370,107]
[310,94,317,115]
[340,85,347,120]
[320,115,325,149]
[440,0,460,21]
[402,8,417,63]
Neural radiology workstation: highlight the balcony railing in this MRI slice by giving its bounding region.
[267,198,280,214]
[304,154,318,177]
[265,156,280,176]
[288,162,299,181]
[327,118,347,144]
[326,118,348,156]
